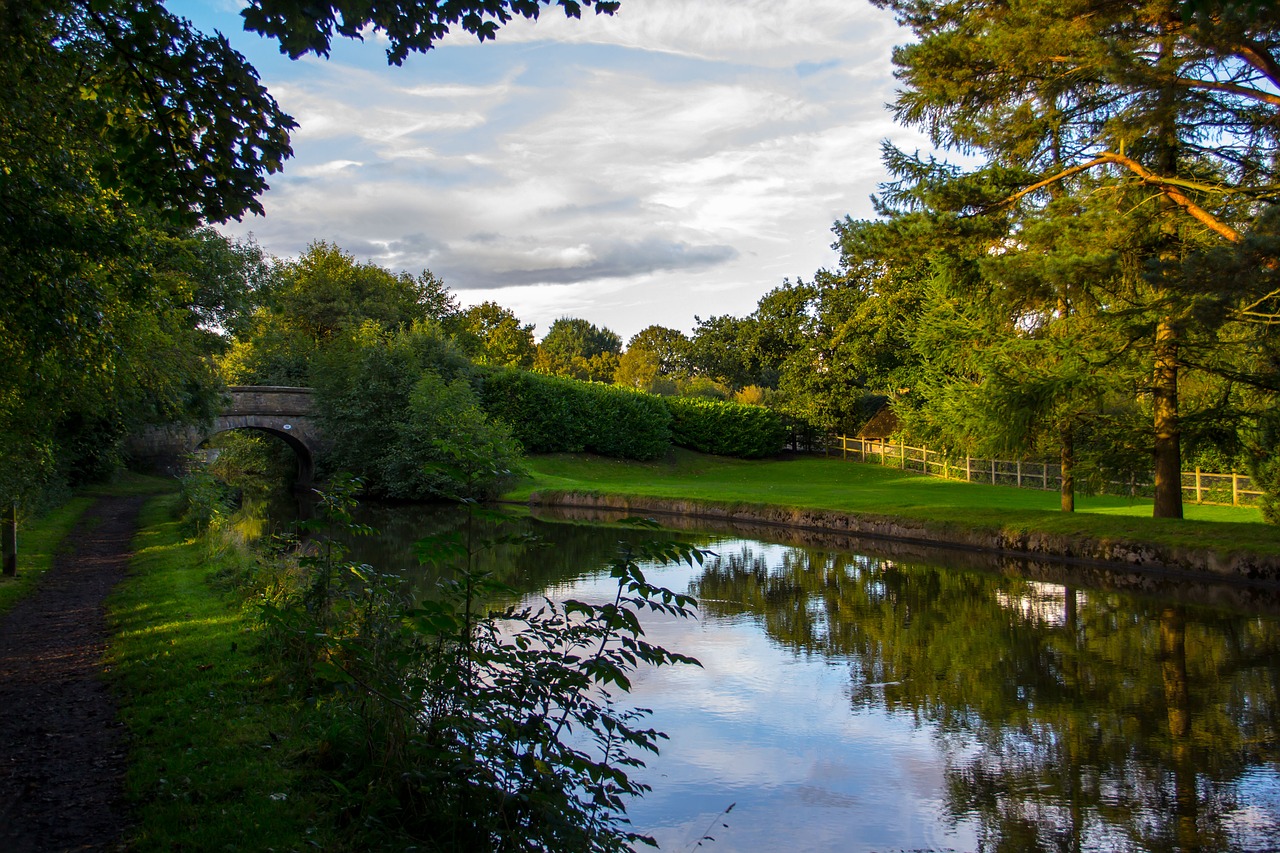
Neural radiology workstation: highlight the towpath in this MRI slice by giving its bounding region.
[0,495,142,852]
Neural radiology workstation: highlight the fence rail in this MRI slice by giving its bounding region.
[826,435,1262,508]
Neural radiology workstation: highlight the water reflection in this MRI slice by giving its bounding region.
[320,503,1280,851]
[690,541,1280,852]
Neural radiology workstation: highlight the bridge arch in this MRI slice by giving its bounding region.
[129,386,324,484]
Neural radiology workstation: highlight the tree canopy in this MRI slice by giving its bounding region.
[534,317,623,382]
[242,0,620,64]
[865,0,1280,517]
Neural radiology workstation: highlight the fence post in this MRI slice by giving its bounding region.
[1233,473,1240,507]
[1195,466,1202,503]
[1017,461,1022,488]
[900,442,906,470]
[3,500,16,578]
[990,459,996,485]
[965,456,971,482]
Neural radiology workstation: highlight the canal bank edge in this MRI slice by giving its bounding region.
[523,490,1280,584]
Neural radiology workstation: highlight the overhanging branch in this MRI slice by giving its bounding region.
[997,151,1244,242]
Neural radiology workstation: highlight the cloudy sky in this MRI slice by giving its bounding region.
[178,1,929,342]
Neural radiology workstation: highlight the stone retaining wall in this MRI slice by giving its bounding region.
[525,490,1280,585]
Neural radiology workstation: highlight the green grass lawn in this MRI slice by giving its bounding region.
[0,496,96,616]
[505,450,1280,557]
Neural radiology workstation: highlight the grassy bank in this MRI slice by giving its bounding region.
[107,492,338,851]
[504,451,1280,557]
[0,496,95,616]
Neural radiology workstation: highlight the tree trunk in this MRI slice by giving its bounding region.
[1151,15,1184,520]
[1152,318,1184,518]
[1060,424,1075,513]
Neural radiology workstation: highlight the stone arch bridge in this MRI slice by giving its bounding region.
[129,386,322,483]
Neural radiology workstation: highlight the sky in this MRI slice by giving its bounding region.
[176,1,930,342]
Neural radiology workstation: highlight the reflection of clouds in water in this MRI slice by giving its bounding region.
[1223,769,1280,845]
[594,570,975,853]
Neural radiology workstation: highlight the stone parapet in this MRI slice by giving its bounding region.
[126,387,322,483]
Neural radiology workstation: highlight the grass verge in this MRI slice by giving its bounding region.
[0,473,176,616]
[106,493,338,851]
[505,450,1280,558]
[0,496,95,616]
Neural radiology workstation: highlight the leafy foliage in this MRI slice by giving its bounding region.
[243,0,621,64]
[615,326,692,393]
[665,397,788,459]
[535,317,623,383]
[447,301,537,368]
[257,480,703,851]
[478,368,672,461]
[314,323,522,500]
[17,0,295,224]
[220,242,456,385]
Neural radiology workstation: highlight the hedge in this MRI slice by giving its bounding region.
[665,397,788,459]
[476,368,671,461]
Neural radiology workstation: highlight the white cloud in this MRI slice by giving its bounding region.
[211,0,922,340]
[460,0,900,68]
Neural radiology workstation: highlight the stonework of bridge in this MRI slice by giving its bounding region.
[129,386,322,483]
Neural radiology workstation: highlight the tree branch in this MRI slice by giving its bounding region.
[1237,287,1280,322]
[1233,35,1280,93]
[997,151,1244,242]
[1173,75,1280,107]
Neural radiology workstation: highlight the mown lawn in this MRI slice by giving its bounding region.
[505,450,1280,557]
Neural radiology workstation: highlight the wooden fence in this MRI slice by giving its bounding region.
[825,435,1263,508]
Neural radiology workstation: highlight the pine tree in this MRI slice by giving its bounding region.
[874,0,1280,517]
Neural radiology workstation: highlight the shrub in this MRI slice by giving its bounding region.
[477,368,671,460]
[257,481,704,851]
[314,322,522,499]
[382,371,524,501]
[665,397,789,459]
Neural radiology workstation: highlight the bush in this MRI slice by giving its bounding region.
[314,322,522,499]
[665,397,789,459]
[477,368,671,461]
[383,371,524,501]
[256,482,704,851]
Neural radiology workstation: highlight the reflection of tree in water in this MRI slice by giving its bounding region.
[693,544,1280,852]
[346,504,715,604]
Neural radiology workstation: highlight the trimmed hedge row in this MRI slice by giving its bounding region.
[665,396,789,459]
[477,368,671,461]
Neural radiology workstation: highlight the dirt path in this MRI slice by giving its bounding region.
[0,495,144,853]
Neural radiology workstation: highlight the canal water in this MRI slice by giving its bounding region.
[337,501,1280,853]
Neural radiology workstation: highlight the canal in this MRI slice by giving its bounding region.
[328,500,1280,853]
